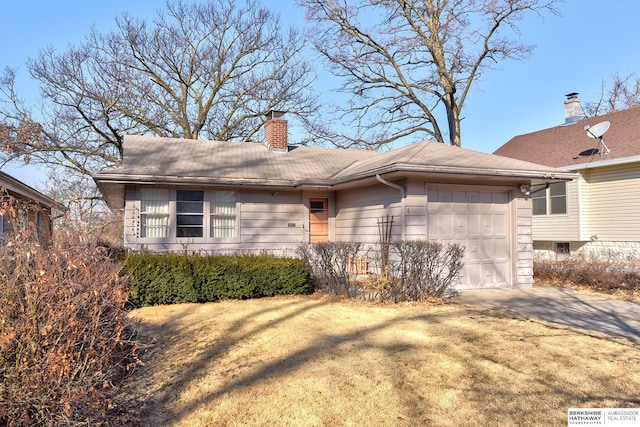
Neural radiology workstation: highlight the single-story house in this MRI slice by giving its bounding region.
[0,170,61,243]
[494,93,640,257]
[94,114,576,289]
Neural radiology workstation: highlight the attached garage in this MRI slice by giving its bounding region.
[427,187,511,289]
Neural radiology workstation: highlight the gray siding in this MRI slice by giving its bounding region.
[515,195,534,287]
[335,183,403,243]
[123,185,305,254]
[239,190,304,246]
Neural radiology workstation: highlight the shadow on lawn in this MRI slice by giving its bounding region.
[131,296,640,426]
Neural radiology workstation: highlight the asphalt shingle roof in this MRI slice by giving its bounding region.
[94,135,578,208]
[494,106,640,168]
[98,135,566,185]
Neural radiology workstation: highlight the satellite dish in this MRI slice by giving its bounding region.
[585,121,610,139]
[584,121,611,154]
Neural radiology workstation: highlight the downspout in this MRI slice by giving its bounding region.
[376,174,406,240]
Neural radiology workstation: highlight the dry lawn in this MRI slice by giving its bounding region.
[127,295,640,426]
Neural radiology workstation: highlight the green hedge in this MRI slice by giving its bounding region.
[123,253,313,307]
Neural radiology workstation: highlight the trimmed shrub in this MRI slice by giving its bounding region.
[125,252,198,306]
[124,253,313,306]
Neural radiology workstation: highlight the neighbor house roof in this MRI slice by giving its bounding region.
[494,106,640,170]
[0,171,62,209]
[94,135,576,209]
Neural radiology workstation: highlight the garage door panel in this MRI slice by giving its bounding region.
[480,214,493,235]
[493,213,507,235]
[466,239,480,260]
[465,263,482,285]
[493,237,509,259]
[454,213,467,235]
[428,188,511,289]
[468,214,481,236]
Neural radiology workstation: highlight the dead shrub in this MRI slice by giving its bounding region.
[298,241,363,298]
[390,240,464,301]
[534,250,640,294]
[300,240,464,302]
[0,196,141,425]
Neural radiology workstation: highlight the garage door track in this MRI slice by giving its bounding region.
[456,286,640,341]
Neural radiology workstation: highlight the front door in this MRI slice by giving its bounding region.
[309,198,329,242]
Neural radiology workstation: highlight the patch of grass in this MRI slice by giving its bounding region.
[127,295,640,426]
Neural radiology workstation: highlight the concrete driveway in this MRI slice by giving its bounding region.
[455,286,640,341]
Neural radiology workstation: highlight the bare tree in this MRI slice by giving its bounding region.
[298,0,559,148]
[0,0,316,178]
[583,72,640,117]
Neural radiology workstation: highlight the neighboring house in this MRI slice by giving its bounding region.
[94,114,575,289]
[0,170,61,243]
[494,93,640,257]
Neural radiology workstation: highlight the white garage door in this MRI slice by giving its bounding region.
[427,188,510,289]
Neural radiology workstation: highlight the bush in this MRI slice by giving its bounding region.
[124,253,313,306]
[390,240,464,301]
[300,240,465,302]
[125,252,199,306]
[298,241,363,297]
[0,229,141,425]
[534,251,640,294]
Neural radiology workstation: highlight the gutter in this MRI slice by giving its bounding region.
[376,174,406,240]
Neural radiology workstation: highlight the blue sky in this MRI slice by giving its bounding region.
[2,0,640,189]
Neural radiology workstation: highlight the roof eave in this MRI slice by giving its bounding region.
[559,154,640,171]
[0,171,65,211]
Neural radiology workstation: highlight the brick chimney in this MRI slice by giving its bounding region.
[264,111,288,151]
[564,92,583,124]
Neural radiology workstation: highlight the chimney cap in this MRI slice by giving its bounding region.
[265,110,286,120]
[565,92,579,99]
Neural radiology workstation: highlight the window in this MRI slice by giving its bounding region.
[210,191,236,238]
[549,182,567,214]
[176,190,204,238]
[532,182,566,215]
[555,242,570,254]
[140,188,169,238]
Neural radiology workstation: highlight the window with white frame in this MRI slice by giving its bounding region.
[532,182,566,215]
[210,191,236,239]
[140,188,169,238]
[176,190,204,238]
[138,188,237,241]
